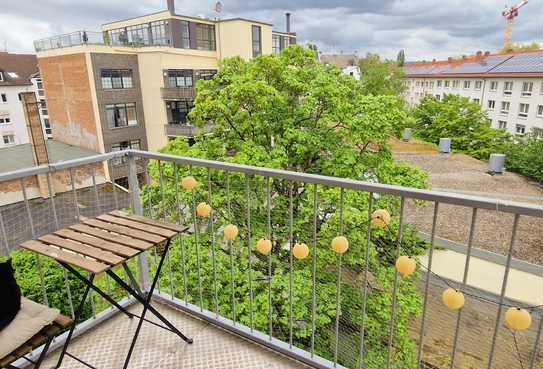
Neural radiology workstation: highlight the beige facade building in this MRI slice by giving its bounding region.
[35,4,296,183]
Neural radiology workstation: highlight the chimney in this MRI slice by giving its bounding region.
[476,50,483,58]
[167,0,175,14]
[285,12,291,33]
[484,51,491,56]
[448,57,453,62]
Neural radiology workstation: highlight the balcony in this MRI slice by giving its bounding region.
[1,149,543,369]
[165,123,213,137]
[161,87,196,101]
[34,31,106,51]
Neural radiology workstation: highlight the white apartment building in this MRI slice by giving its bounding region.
[0,52,51,147]
[404,50,543,136]
[30,73,52,139]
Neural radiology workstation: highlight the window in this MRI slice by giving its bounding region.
[452,80,459,88]
[435,94,441,101]
[126,23,150,46]
[167,70,193,87]
[541,82,543,94]
[500,101,510,114]
[516,124,526,135]
[109,28,129,45]
[437,80,442,87]
[272,35,281,55]
[180,21,190,48]
[195,23,216,51]
[473,98,480,104]
[463,80,471,89]
[150,20,170,45]
[475,81,483,90]
[251,25,262,58]
[1,93,6,103]
[105,103,138,128]
[110,140,141,165]
[3,134,15,144]
[503,81,513,95]
[518,103,529,118]
[534,128,543,138]
[488,100,496,110]
[424,81,429,88]
[0,116,10,124]
[444,80,450,88]
[0,72,3,82]
[43,118,50,128]
[37,80,43,89]
[498,120,507,129]
[416,81,420,87]
[537,105,543,117]
[167,101,191,124]
[429,81,434,88]
[521,82,533,97]
[490,81,498,91]
[101,69,133,89]
[196,69,217,81]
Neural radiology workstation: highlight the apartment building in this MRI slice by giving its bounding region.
[0,52,54,147]
[34,2,296,183]
[404,50,543,136]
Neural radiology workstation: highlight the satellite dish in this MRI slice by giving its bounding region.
[214,1,222,13]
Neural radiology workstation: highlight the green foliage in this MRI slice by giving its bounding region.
[397,50,406,67]
[359,53,406,96]
[501,41,540,53]
[501,133,543,182]
[144,45,428,368]
[412,94,511,159]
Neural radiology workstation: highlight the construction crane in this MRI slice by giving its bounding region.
[502,0,529,49]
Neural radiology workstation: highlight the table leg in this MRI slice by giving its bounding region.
[34,335,54,368]
[56,273,94,369]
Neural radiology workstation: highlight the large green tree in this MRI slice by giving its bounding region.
[144,45,428,368]
[359,53,406,96]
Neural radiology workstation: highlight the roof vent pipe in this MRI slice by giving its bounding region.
[167,0,175,14]
[488,154,506,174]
[285,12,291,33]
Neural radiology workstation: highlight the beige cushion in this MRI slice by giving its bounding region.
[0,298,60,359]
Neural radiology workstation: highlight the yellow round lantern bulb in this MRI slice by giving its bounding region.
[181,176,197,190]
[196,202,212,217]
[505,307,532,330]
[395,256,416,277]
[371,209,391,229]
[442,288,465,310]
[224,224,239,241]
[331,236,349,254]
[256,239,273,255]
[292,243,309,260]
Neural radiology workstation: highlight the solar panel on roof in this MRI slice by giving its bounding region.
[490,53,543,73]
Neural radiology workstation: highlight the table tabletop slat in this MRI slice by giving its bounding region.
[38,234,124,266]
[69,223,154,251]
[54,229,139,258]
[82,218,166,244]
[20,240,109,274]
[109,211,187,233]
[97,214,177,238]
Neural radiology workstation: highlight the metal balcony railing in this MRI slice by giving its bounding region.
[34,31,106,52]
[1,149,543,369]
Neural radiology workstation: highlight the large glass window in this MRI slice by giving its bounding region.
[101,69,133,89]
[109,28,128,45]
[126,24,150,46]
[196,24,216,50]
[105,103,138,128]
[150,20,170,45]
[111,140,141,165]
[252,25,262,57]
[167,70,193,87]
[180,21,190,48]
[521,81,533,97]
[272,35,280,55]
[168,101,191,124]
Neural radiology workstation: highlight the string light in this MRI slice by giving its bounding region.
[256,238,272,255]
[181,176,197,190]
[395,256,416,277]
[224,224,239,240]
[442,288,465,310]
[292,243,309,260]
[196,202,212,217]
[505,307,532,330]
[371,209,391,229]
[331,236,349,254]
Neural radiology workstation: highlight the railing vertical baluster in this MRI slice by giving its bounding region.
[0,210,10,255]
[189,166,203,310]
[487,214,521,369]
[173,164,189,304]
[267,177,273,340]
[528,311,543,369]
[158,161,170,295]
[111,173,119,211]
[450,208,478,368]
[386,197,406,368]
[246,175,255,332]
[144,162,159,291]
[310,184,318,356]
[359,192,374,369]
[333,188,345,366]
[47,172,75,318]
[416,202,440,368]
[21,177,49,307]
[226,171,237,324]
[208,169,219,316]
[288,183,294,348]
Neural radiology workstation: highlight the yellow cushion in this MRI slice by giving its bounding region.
[0,298,59,359]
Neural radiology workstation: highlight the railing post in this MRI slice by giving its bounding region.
[128,152,150,291]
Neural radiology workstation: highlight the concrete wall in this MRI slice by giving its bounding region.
[218,20,274,60]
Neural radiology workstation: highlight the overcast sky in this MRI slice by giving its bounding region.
[1,0,541,61]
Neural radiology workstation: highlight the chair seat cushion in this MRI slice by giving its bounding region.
[0,297,59,359]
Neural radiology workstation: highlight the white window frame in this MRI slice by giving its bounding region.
[488,100,496,110]
[435,94,441,100]
[490,81,498,92]
[475,81,482,90]
[444,80,450,88]
[537,104,543,118]
[498,120,507,129]
[516,124,526,135]
[473,98,480,104]
[0,116,11,124]
[518,103,529,118]
[463,80,470,89]
[2,134,15,145]
[0,93,6,103]
[521,82,533,97]
[503,81,513,96]
[500,101,510,115]
[0,72,3,82]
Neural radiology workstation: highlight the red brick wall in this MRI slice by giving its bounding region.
[39,53,101,152]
